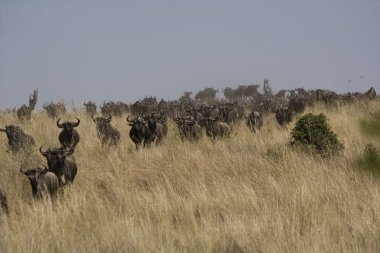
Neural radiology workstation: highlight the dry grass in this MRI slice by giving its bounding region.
[1,100,380,253]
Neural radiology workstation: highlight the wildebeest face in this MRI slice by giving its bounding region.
[20,167,49,196]
[144,115,157,129]
[92,116,112,128]
[40,146,73,174]
[57,118,80,134]
[0,125,20,139]
[127,116,146,128]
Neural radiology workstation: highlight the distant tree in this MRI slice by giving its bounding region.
[223,87,234,101]
[235,85,246,99]
[263,79,273,98]
[245,84,260,98]
[194,87,218,101]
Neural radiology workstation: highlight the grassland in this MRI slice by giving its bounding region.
[0,100,380,253]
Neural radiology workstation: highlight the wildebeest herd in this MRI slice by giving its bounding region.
[0,85,377,214]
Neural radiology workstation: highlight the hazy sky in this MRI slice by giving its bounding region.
[0,0,379,109]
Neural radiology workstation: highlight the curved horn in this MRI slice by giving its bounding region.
[73,117,80,127]
[106,115,112,121]
[57,118,64,128]
[0,128,5,132]
[20,168,28,174]
[39,145,48,155]
[127,116,131,122]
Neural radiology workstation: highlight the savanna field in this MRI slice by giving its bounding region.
[1,100,380,253]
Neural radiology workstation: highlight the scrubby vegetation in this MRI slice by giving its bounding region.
[290,113,344,155]
[0,100,380,253]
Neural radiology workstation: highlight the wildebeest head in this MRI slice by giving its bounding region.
[174,115,196,126]
[127,115,155,147]
[0,125,21,139]
[57,118,80,134]
[40,146,73,179]
[20,166,49,196]
[127,116,147,132]
[203,116,217,128]
[92,115,112,129]
[0,125,35,152]
[144,112,167,128]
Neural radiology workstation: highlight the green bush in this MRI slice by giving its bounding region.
[290,113,344,155]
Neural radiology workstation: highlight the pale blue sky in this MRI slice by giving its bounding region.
[0,0,379,108]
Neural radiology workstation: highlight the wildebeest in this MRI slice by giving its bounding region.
[203,117,231,140]
[0,188,9,214]
[0,125,35,153]
[84,101,97,116]
[275,106,293,126]
[174,115,202,141]
[92,115,120,145]
[40,146,77,186]
[43,102,66,118]
[219,103,240,125]
[57,118,80,149]
[288,96,306,114]
[185,106,205,127]
[144,112,168,144]
[17,89,38,121]
[246,111,263,132]
[20,166,59,199]
[127,116,155,148]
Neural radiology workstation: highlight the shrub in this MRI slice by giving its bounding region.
[290,113,344,155]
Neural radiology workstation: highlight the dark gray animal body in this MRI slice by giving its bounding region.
[20,167,59,199]
[288,96,306,114]
[40,147,77,186]
[57,118,80,149]
[185,107,205,127]
[275,106,293,126]
[174,116,202,141]
[92,116,121,145]
[203,117,231,139]
[246,111,263,132]
[127,116,155,148]
[144,113,168,144]
[0,188,9,214]
[0,125,35,153]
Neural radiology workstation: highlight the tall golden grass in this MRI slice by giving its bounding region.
[0,100,380,253]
